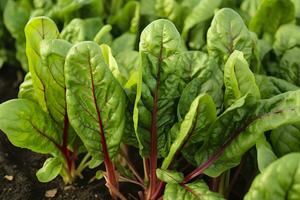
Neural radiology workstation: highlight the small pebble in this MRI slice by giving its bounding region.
[45,188,58,198]
[4,175,14,181]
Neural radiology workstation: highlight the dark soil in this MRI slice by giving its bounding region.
[0,66,114,200]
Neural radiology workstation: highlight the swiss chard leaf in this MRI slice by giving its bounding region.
[164,180,225,200]
[245,153,300,200]
[224,50,260,108]
[207,8,253,65]
[256,135,277,172]
[25,16,59,111]
[36,157,62,182]
[194,90,300,177]
[65,41,126,163]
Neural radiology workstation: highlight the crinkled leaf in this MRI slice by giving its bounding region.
[271,124,300,157]
[0,99,62,156]
[256,135,277,172]
[25,17,59,111]
[65,41,126,162]
[224,50,260,107]
[36,157,62,182]
[195,90,300,177]
[245,153,300,200]
[162,94,216,169]
[249,0,295,37]
[255,74,299,99]
[134,19,186,156]
[207,8,253,64]
[273,24,300,56]
[177,59,223,119]
[156,169,183,184]
[111,33,136,56]
[164,180,225,200]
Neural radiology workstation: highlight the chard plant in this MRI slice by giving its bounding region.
[1,5,300,200]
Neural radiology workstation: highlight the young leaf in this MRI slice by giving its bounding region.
[36,157,62,182]
[224,50,260,107]
[207,8,253,64]
[65,41,126,163]
[193,90,300,177]
[245,153,300,200]
[256,135,277,172]
[164,180,225,200]
[25,16,59,111]
[162,94,216,170]
[0,99,62,156]
[134,19,184,156]
[156,168,184,184]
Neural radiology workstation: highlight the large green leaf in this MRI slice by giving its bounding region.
[65,41,126,162]
[249,0,295,38]
[271,124,300,157]
[0,99,62,156]
[245,153,300,200]
[162,94,216,170]
[194,90,300,177]
[164,180,225,200]
[224,50,260,107]
[25,17,59,111]
[207,8,253,64]
[133,19,186,156]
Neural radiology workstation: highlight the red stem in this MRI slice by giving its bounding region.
[62,114,72,171]
[89,62,118,198]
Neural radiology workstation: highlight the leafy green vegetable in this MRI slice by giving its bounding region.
[245,153,300,200]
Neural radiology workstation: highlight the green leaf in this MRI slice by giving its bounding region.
[3,0,31,40]
[194,90,300,177]
[271,124,300,157]
[60,18,103,44]
[164,180,225,200]
[256,135,277,172]
[273,24,300,56]
[108,1,140,34]
[254,74,299,99]
[156,169,184,184]
[162,94,216,170]
[65,41,126,162]
[18,72,36,102]
[111,33,136,55]
[36,157,62,182]
[182,0,221,38]
[25,16,59,111]
[177,58,223,119]
[245,153,300,200]
[0,99,62,156]
[224,50,260,107]
[133,19,186,156]
[249,0,295,37]
[207,8,253,64]
[40,39,72,124]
